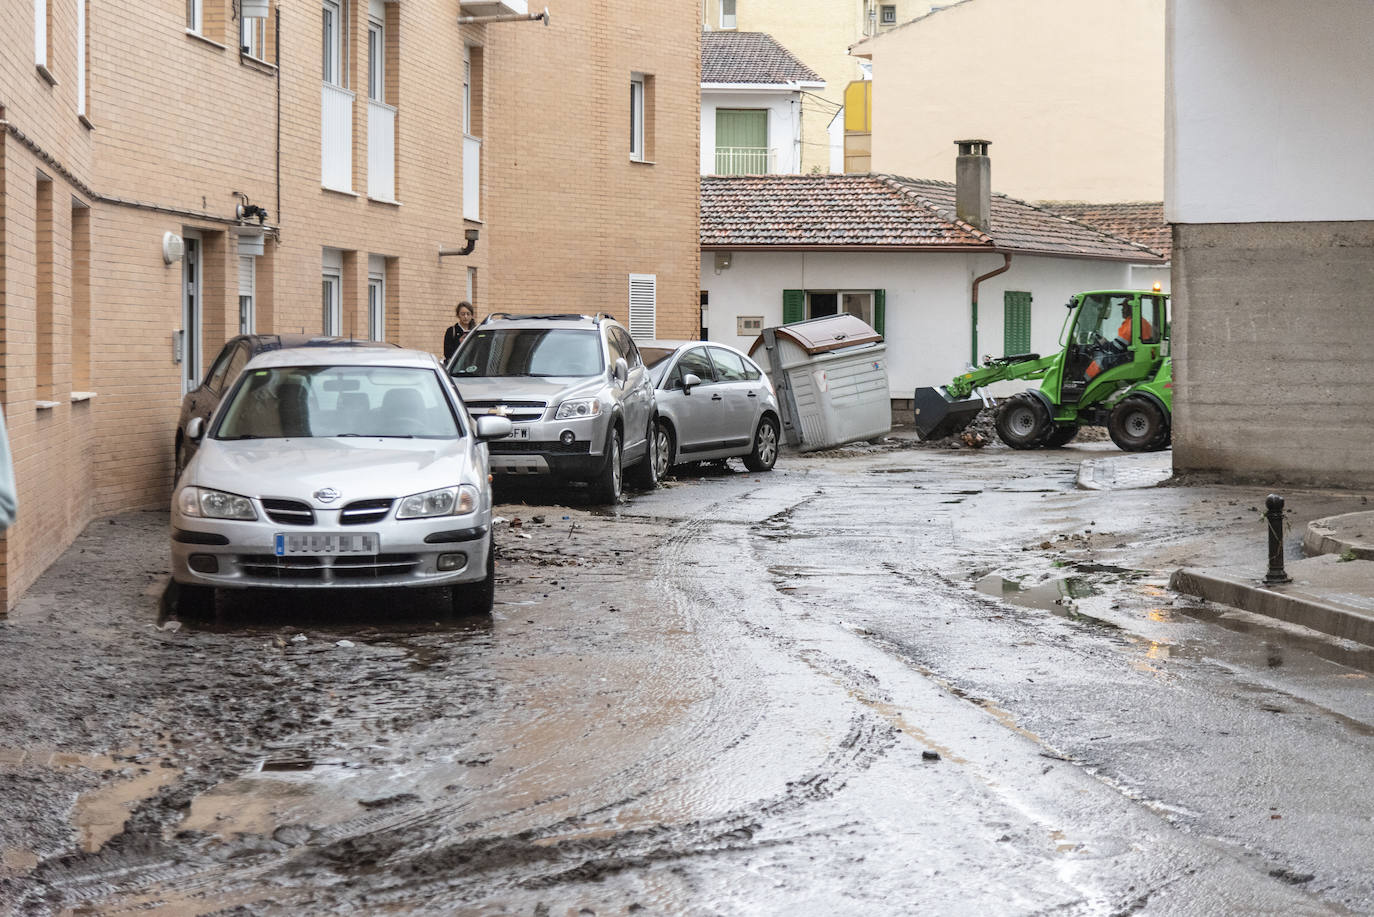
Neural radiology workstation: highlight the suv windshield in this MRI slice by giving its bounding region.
[215,366,460,440]
[452,329,604,378]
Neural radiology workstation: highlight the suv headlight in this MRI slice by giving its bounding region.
[556,398,602,420]
[178,487,257,520]
[396,485,478,519]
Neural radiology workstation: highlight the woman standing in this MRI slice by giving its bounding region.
[443,301,476,361]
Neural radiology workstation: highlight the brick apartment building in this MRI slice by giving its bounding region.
[0,0,701,610]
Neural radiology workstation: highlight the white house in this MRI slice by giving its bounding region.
[700,147,1167,407]
[1168,0,1374,488]
[702,32,825,175]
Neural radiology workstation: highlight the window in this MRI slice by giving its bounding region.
[322,0,341,84]
[707,347,749,382]
[463,51,472,135]
[1004,291,1031,355]
[720,0,736,29]
[783,289,886,335]
[71,199,91,391]
[671,348,717,390]
[238,254,256,334]
[35,0,54,81]
[629,273,656,339]
[77,0,87,116]
[880,4,897,24]
[36,174,55,401]
[187,0,201,33]
[367,15,384,102]
[204,343,238,395]
[630,76,645,161]
[368,254,386,341]
[242,12,268,59]
[323,248,343,334]
[467,267,476,306]
[715,109,769,174]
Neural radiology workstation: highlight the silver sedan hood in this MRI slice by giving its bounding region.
[188,437,474,506]
[453,375,605,406]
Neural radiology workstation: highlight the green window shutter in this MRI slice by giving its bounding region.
[1003,290,1032,355]
[873,289,885,337]
[715,109,769,174]
[782,289,805,325]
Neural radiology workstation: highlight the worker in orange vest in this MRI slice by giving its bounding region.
[1086,301,1153,380]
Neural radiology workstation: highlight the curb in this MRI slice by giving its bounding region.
[1169,568,1374,647]
[1303,512,1374,561]
[1076,456,1172,491]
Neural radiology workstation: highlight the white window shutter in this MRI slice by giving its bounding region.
[628,274,656,340]
[237,255,255,297]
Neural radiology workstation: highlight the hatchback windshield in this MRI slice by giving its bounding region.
[215,366,460,440]
[452,329,604,378]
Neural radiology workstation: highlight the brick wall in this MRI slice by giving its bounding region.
[0,0,702,609]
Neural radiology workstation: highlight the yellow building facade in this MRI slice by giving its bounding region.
[0,0,700,609]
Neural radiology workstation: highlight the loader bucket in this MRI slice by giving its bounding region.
[912,386,984,440]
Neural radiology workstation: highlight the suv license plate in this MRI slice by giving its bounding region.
[275,532,379,556]
[508,425,532,440]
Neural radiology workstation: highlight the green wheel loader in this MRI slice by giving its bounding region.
[912,289,1172,452]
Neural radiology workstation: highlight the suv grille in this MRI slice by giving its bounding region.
[466,400,547,423]
[340,498,393,525]
[262,498,314,526]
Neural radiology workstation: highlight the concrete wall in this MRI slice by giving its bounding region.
[859,0,1165,202]
[1166,0,1374,224]
[1171,221,1374,488]
[704,0,940,174]
[702,89,803,175]
[700,249,1134,394]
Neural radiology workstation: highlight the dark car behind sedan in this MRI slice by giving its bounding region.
[174,334,397,482]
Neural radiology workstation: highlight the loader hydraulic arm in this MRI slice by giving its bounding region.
[944,353,1054,399]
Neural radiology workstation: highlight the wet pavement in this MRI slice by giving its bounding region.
[2,437,1374,914]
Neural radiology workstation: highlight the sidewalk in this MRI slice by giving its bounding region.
[1079,452,1374,647]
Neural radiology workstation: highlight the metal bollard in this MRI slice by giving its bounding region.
[1264,494,1292,584]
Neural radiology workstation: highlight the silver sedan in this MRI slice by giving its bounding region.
[639,341,782,477]
[170,347,511,616]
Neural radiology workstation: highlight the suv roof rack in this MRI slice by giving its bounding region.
[480,312,621,325]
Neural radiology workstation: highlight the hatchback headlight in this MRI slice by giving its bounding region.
[555,398,601,420]
[178,486,257,520]
[396,485,478,519]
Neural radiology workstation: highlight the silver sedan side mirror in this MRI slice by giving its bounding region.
[681,372,701,395]
[474,415,514,441]
[186,417,206,441]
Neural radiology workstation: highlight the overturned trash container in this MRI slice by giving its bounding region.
[749,314,891,452]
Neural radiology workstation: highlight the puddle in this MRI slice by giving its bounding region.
[867,467,917,475]
[976,574,1116,628]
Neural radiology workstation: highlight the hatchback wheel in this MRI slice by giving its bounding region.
[743,416,780,472]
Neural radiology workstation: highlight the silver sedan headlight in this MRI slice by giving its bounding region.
[178,486,257,520]
[396,485,478,519]
[555,398,602,420]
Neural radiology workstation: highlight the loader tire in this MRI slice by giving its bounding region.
[1108,395,1170,452]
[995,393,1052,449]
[1044,423,1079,448]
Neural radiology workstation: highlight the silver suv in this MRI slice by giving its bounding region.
[446,313,658,502]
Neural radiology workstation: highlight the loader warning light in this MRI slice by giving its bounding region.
[1152,282,1162,292]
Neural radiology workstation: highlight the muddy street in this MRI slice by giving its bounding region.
[2,440,1373,915]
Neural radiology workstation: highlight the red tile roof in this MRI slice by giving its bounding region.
[702,32,824,86]
[1037,202,1171,259]
[701,174,1166,262]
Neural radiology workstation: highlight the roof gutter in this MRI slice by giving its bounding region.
[970,253,1012,366]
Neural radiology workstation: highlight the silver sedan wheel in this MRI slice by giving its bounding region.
[651,423,673,479]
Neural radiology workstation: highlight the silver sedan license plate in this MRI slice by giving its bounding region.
[275,532,379,556]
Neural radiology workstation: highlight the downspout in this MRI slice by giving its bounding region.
[970,253,1011,366]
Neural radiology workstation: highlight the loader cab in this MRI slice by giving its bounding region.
[1060,291,1169,399]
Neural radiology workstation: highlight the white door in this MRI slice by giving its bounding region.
[322,272,341,335]
[181,236,202,395]
[368,275,385,341]
[238,254,256,334]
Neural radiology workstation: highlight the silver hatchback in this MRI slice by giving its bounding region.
[639,341,781,475]
[170,347,512,615]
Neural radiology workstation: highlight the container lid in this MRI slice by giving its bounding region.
[748,314,883,359]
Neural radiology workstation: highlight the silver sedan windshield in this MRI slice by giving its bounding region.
[215,366,460,439]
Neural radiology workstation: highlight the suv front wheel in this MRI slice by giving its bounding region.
[627,417,662,491]
[590,427,623,504]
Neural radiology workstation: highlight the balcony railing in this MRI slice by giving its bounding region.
[368,99,396,201]
[463,134,481,221]
[715,146,777,175]
[322,82,355,192]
